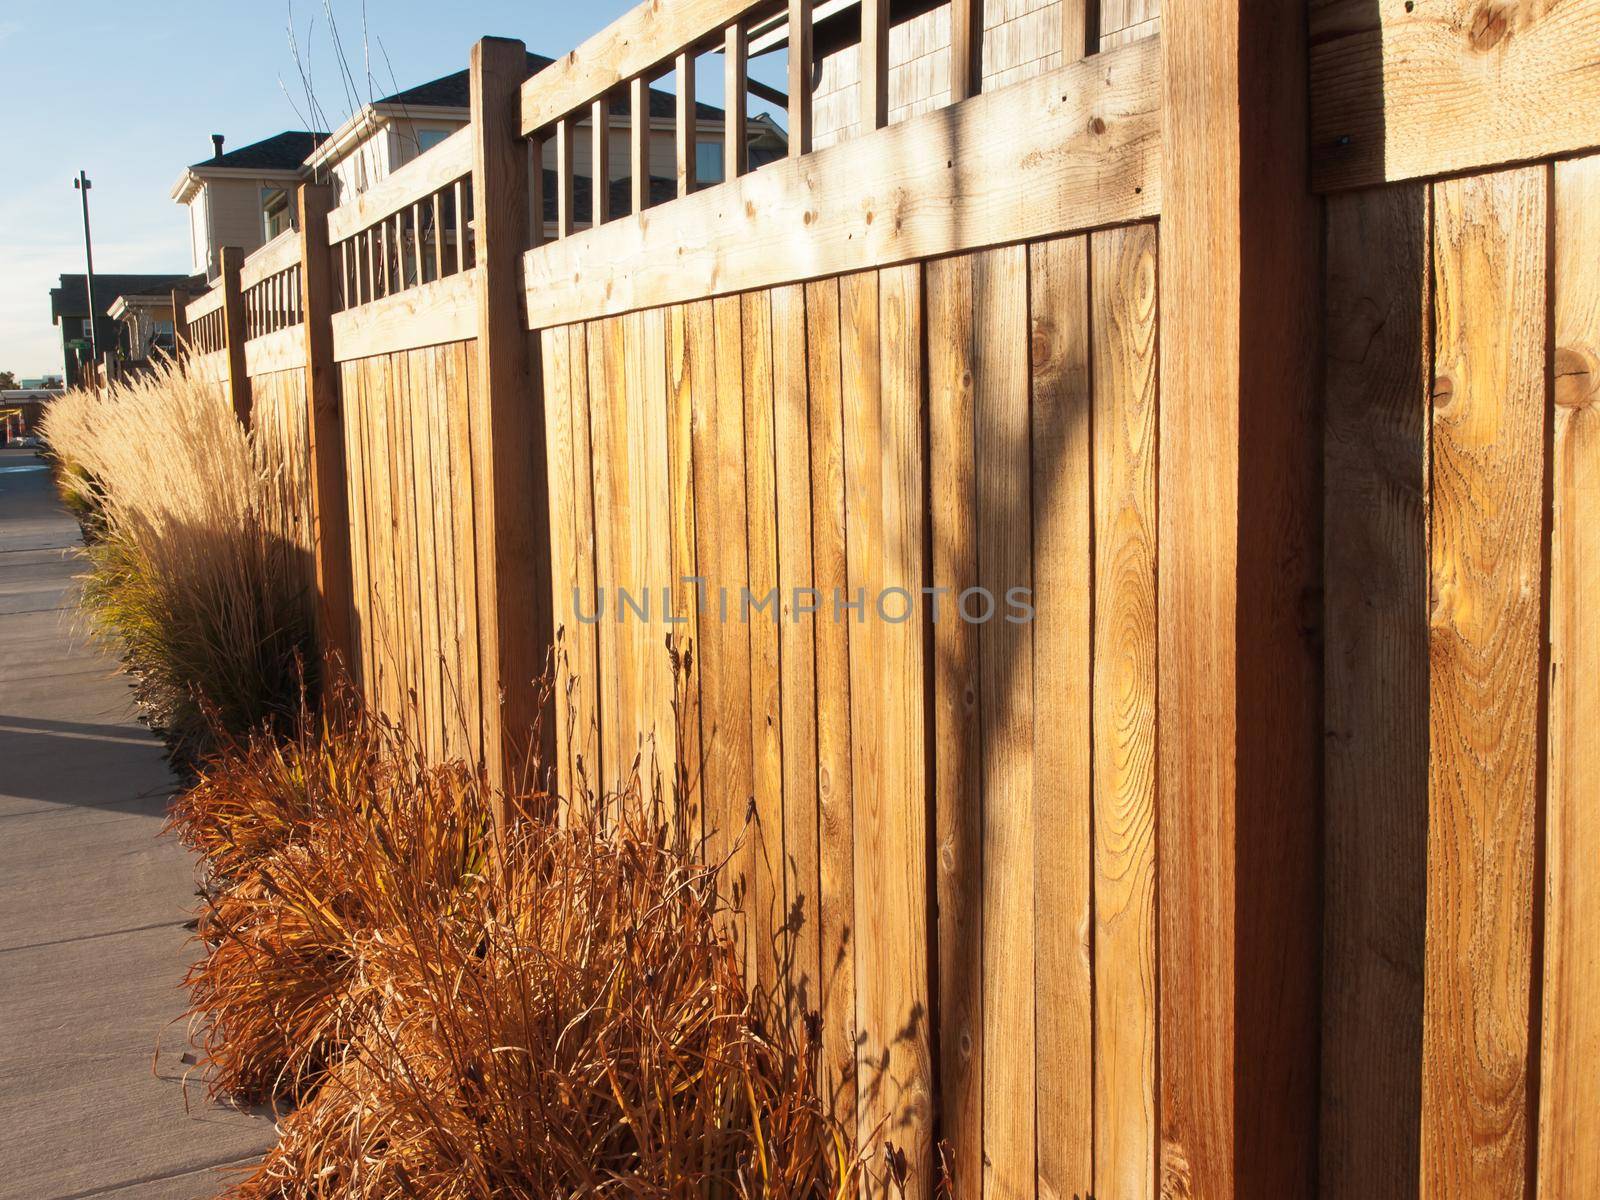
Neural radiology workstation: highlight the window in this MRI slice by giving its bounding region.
[80,318,94,341]
[696,139,724,185]
[262,189,291,239]
[417,128,450,154]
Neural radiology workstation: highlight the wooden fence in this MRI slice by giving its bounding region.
[178,1,1600,1196]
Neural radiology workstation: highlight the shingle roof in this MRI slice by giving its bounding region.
[190,130,327,173]
[380,51,727,122]
[50,274,198,321]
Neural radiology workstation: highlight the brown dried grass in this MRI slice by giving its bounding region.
[176,690,870,1197]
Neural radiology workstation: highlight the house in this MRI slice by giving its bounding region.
[304,53,786,225]
[107,276,208,363]
[48,273,196,388]
[170,131,327,279]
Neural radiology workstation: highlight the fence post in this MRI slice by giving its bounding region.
[218,245,252,425]
[1156,2,1323,1198]
[467,36,554,816]
[296,182,355,683]
[170,288,190,362]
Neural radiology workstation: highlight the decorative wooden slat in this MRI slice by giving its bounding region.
[557,117,576,237]
[724,23,748,180]
[1422,164,1547,1200]
[1311,0,1600,192]
[519,0,770,136]
[1320,184,1429,1200]
[592,97,610,227]
[523,36,1160,328]
[326,126,472,243]
[860,0,888,131]
[950,0,981,102]
[432,191,447,277]
[1539,150,1600,1200]
[1029,233,1094,1200]
[630,77,648,214]
[676,50,697,199]
[787,0,812,155]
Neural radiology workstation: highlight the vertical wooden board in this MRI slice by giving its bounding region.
[704,294,754,947]
[1320,184,1430,1200]
[1028,234,1094,1200]
[636,306,676,808]
[925,250,983,1198]
[566,324,602,805]
[845,264,932,1195]
[541,325,578,794]
[620,311,653,791]
[667,303,708,841]
[366,355,397,719]
[743,288,785,995]
[1538,151,1600,1199]
[395,350,426,738]
[587,315,630,793]
[450,340,485,765]
[426,347,463,763]
[805,275,857,1129]
[772,281,821,1031]
[1423,165,1547,1200]
[971,245,1036,1200]
[409,348,444,761]
[1089,223,1159,1200]
[345,362,375,703]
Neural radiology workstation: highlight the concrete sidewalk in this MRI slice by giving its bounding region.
[0,448,273,1199]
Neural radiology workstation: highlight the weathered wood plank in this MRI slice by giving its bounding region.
[523,36,1160,328]
[741,289,784,995]
[666,303,708,840]
[449,340,485,764]
[565,325,602,804]
[1539,149,1600,1200]
[805,276,857,1131]
[845,264,932,1197]
[925,250,983,1200]
[1158,1,1323,1195]
[587,315,631,793]
[1311,0,1600,191]
[1028,233,1094,1200]
[1090,222,1158,1200]
[541,325,578,793]
[1320,183,1430,1200]
[219,246,252,425]
[470,36,554,800]
[971,244,1035,1200]
[331,269,478,363]
[770,281,819,1032]
[1423,165,1547,1199]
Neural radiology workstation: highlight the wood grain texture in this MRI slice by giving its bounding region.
[925,251,982,1198]
[843,265,932,1197]
[1311,0,1600,191]
[1028,234,1094,1200]
[1320,184,1430,1200]
[522,36,1160,329]
[470,36,552,800]
[771,282,820,1032]
[971,245,1035,1200]
[587,316,631,793]
[742,288,784,991]
[1090,222,1158,1200]
[565,325,601,800]
[541,325,579,794]
[1539,149,1600,1200]
[805,276,858,1130]
[1422,164,1547,1200]
[667,302,709,840]
[1158,1,1323,1196]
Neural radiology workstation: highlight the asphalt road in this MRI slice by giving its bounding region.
[0,447,273,1199]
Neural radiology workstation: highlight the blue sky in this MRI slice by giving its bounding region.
[0,1,781,378]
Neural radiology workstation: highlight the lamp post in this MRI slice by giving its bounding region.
[73,171,99,370]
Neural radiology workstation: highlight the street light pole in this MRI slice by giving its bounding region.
[73,171,99,371]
